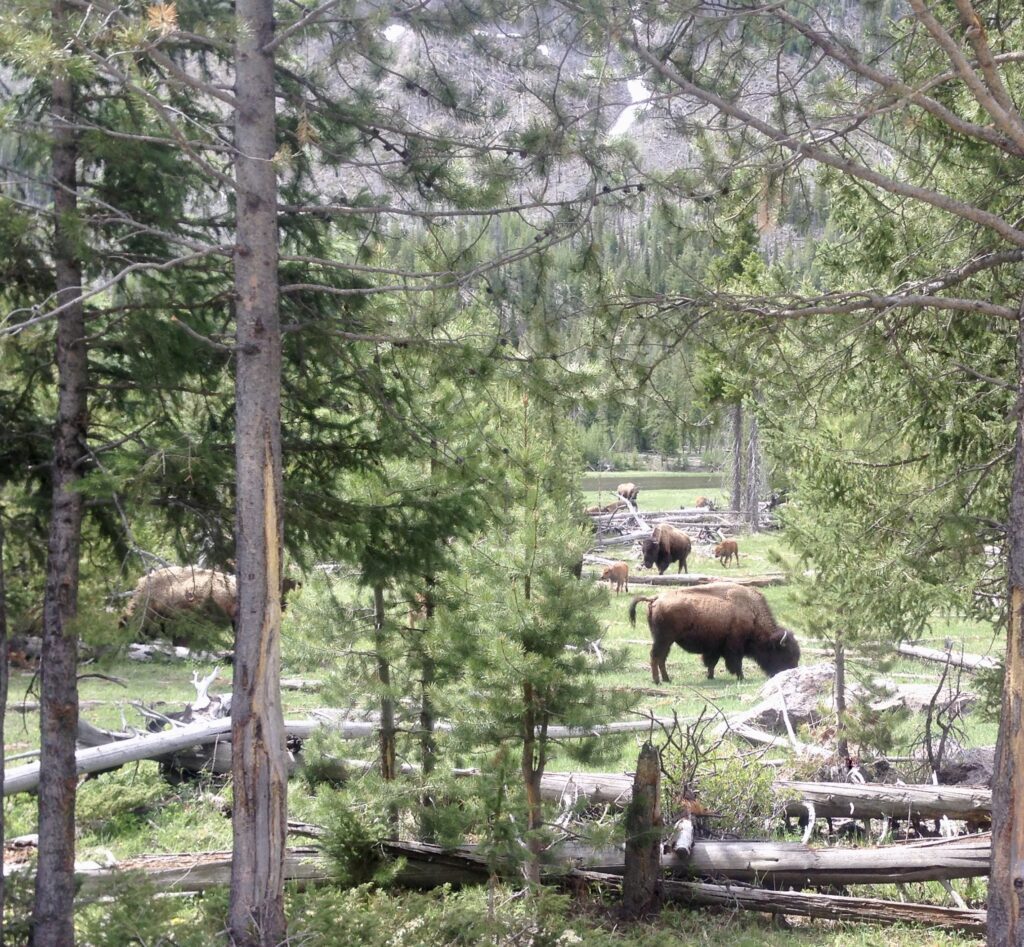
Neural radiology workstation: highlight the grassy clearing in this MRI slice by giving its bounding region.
[3,523,1001,944]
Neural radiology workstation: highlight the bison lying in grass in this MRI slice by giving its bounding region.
[629,582,800,683]
[641,524,691,574]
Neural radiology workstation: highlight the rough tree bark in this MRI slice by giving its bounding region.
[746,399,761,531]
[521,682,548,886]
[374,585,396,782]
[621,742,661,918]
[418,577,437,839]
[990,304,1024,946]
[229,0,288,941]
[30,11,86,940]
[731,402,743,513]
[835,634,849,763]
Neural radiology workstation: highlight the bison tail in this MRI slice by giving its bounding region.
[628,596,656,627]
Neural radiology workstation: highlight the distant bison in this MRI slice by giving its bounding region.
[120,566,300,644]
[629,582,800,683]
[120,566,237,640]
[616,482,640,502]
[713,539,739,567]
[693,496,717,510]
[586,499,627,515]
[600,561,630,594]
[641,524,691,574]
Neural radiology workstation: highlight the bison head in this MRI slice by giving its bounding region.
[750,626,801,677]
[640,538,658,569]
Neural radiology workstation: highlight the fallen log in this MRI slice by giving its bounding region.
[628,834,989,885]
[586,571,787,588]
[897,642,999,672]
[4,707,664,795]
[70,831,991,901]
[775,780,992,822]
[579,871,986,933]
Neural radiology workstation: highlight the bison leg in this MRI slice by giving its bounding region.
[651,638,672,684]
[702,652,719,680]
[724,652,745,680]
[678,554,688,574]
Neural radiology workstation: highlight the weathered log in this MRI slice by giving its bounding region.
[897,642,999,672]
[586,571,787,588]
[70,831,992,903]
[670,817,694,859]
[775,780,992,821]
[577,871,986,933]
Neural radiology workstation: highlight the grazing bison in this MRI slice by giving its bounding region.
[693,496,717,510]
[713,539,739,567]
[629,582,800,683]
[641,524,691,574]
[120,566,300,644]
[616,482,640,502]
[120,566,237,640]
[600,561,630,594]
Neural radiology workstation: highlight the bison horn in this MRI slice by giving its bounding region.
[778,628,789,646]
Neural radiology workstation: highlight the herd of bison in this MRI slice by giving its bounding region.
[114,481,799,688]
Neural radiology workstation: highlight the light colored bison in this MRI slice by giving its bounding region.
[641,524,691,574]
[120,566,237,640]
[713,539,739,567]
[119,566,300,644]
[629,582,800,683]
[616,482,640,502]
[600,561,630,594]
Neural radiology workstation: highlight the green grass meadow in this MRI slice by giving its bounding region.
[3,470,1000,943]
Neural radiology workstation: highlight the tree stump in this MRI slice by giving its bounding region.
[622,742,662,918]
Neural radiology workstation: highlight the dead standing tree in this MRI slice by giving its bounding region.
[229,0,287,941]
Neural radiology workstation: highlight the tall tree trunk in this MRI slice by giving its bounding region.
[30,14,86,940]
[746,402,761,531]
[989,306,1024,946]
[521,684,546,886]
[731,403,743,513]
[834,633,849,763]
[374,585,397,810]
[229,0,287,941]
[0,515,9,945]
[418,577,437,839]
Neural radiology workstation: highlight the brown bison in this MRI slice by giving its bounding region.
[616,482,640,502]
[600,561,630,594]
[641,524,691,574]
[629,582,800,683]
[713,539,739,567]
[586,499,627,515]
[120,566,300,643]
[693,496,717,510]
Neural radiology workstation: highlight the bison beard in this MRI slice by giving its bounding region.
[628,583,800,683]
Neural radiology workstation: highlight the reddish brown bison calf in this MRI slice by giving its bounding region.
[713,539,739,567]
[600,561,630,594]
[629,582,800,683]
[641,524,691,574]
